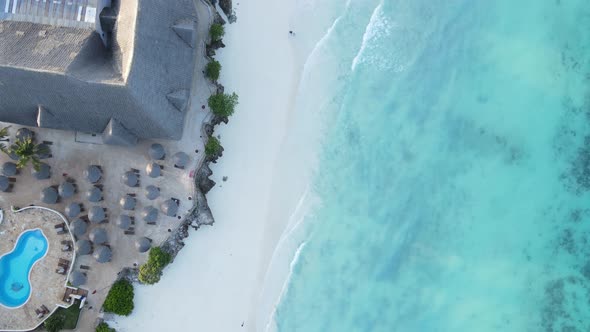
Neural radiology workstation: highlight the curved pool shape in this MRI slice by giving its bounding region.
[0,229,48,308]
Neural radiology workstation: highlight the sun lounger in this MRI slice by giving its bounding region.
[147,221,156,225]
[80,265,91,270]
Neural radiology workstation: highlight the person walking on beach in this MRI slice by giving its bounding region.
[289,30,296,36]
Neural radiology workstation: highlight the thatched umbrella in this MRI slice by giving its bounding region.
[0,176,8,192]
[75,239,92,255]
[15,128,34,141]
[117,215,132,230]
[142,206,158,223]
[122,171,138,187]
[173,152,189,168]
[135,237,152,253]
[65,203,81,218]
[89,227,108,245]
[149,143,165,160]
[146,162,161,178]
[84,165,102,183]
[41,187,58,204]
[58,182,75,199]
[119,195,136,210]
[69,271,87,287]
[93,245,112,263]
[32,163,51,180]
[70,218,87,237]
[2,162,17,176]
[88,206,106,224]
[86,186,102,202]
[161,199,179,217]
[145,185,160,200]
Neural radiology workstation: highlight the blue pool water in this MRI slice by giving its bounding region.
[275,0,590,331]
[0,229,48,308]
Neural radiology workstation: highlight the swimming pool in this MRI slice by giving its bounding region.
[0,229,48,308]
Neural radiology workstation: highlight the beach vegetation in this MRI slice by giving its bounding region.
[208,92,239,117]
[138,247,172,285]
[206,60,222,81]
[3,137,49,171]
[0,126,9,152]
[103,280,134,316]
[43,299,82,331]
[210,23,225,42]
[205,136,223,158]
[96,322,116,332]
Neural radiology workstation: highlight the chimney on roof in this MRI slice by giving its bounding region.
[99,6,117,48]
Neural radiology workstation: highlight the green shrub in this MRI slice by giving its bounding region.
[205,137,223,158]
[205,60,222,81]
[44,314,64,332]
[103,280,134,316]
[208,92,239,117]
[210,23,225,42]
[138,247,172,285]
[96,322,116,332]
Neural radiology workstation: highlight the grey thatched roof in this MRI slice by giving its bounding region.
[75,239,92,255]
[93,245,112,263]
[65,203,81,218]
[0,0,198,145]
[161,199,179,217]
[84,165,102,183]
[146,162,161,178]
[2,162,17,176]
[89,227,108,244]
[69,271,87,287]
[142,206,158,222]
[145,185,160,200]
[70,218,88,237]
[88,206,106,224]
[0,176,8,192]
[120,195,136,210]
[135,237,152,253]
[32,163,51,180]
[58,182,75,198]
[15,128,34,141]
[122,171,138,187]
[86,186,102,202]
[117,215,132,230]
[41,187,58,204]
[149,143,165,160]
[173,152,189,167]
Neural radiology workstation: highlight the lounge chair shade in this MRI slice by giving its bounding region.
[135,237,151,253]
[93,245,112,263]
[145,185,160,200]
[58,182,75,198]
[69,271,87,287]
[88,206,106,223]
[37,144,51,159]
[161,199,179,217]
[89,227,108,245]
[86,186,102,202]
[142,206,158,222]
[32,163,51,180]
[117,215,132,230]
[173,152,189,167]
[15,128,34,141]
[65,203,81,218]
[41,187,58,204]
[70,218,87,236]
[120,195,136,210]
[84,165,102,183]
[149,143,165,160]
[0,176,8,192]
[122,171,138,187]
[2,162,17,176]
[75,239,92,255]
[146,162,161,178]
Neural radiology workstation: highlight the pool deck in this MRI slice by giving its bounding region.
[0,207,75,331]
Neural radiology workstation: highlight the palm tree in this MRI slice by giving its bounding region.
[5,138,50,171]
[0,126,9,153]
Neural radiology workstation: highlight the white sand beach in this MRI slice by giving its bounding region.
[109,0,311,331]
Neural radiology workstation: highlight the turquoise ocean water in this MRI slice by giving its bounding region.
[274,0,590,331]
